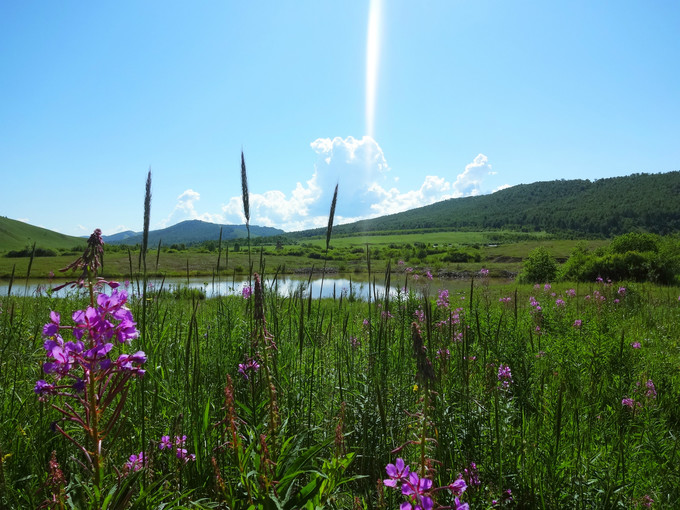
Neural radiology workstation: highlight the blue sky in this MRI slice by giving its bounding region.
[1,1,679,237]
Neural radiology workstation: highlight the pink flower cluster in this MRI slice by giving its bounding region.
[35,285,145,396]
[160,434,196,463]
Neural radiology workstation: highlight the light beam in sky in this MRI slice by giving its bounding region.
[365,0,382,139]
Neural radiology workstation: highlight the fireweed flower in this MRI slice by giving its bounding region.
[622,398,639,409]
[454,497,470,510]
[463,462,480,487]
[646,379,657,399]
[39,286,145,382]
[436,289,449,308]
[498,364,513,388]
[242,285,252,299]
[641,495,654,508]
[401,472,434,510]
[158,435,196,463]
[383,457,410,487]
[447,476,467,495]
[34,379,54,395]
[160,435,173,450]
[237,358,260,380]
[124,452,145,473]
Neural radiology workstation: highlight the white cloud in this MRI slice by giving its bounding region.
[493,183,512,192]
[364,153,494,217]
[159,189,225,228]
[159,140,497,233]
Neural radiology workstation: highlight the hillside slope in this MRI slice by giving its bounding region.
[103,220,284,246]
[295,171,680,238]
[0,217,86,252]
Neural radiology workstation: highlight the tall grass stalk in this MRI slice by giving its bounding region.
[140,169,152,465]
[241,151,251,271]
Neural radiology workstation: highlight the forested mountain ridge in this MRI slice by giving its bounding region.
[301,171,680,238]
[103,220,284,246]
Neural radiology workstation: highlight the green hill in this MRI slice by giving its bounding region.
[294,171,680,239]
[0,216,86,253]
[104,220,284,246]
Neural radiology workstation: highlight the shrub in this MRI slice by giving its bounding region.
[519,246,557,283]
[609,232,659,254]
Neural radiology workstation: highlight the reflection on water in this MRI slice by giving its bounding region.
[0,274,509,300]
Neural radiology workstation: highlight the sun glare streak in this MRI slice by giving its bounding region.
[365,0,381,139]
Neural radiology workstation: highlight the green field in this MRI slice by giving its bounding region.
[0,230,610,280]
[1,260,679,507]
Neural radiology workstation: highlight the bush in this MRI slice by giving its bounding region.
[609,232,659,254]
[442,249,472,263]
[519,246,558,283]
[6,246,58,258]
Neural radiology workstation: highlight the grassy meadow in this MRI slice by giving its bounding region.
[1,254,679,508]
[0,230,609,280]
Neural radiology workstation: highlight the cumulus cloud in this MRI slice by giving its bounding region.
[159,189,225,228]
[163,138,498,232]
[365,153,494,216]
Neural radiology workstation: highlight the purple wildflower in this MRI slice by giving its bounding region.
[34,380,54,395]
[384,458,410,487]
[436,289,449,308]
[480,268,489,277]
[573,319,582,328]
[159,435,172,450]
[498,364,513,388]
[622,398,639,409]
[631,341,641,349]
[238,358,260,380]
[124,452,145,472]
[242,285,252,299]
[646,379,657,399]
[454,497,470,510]
[401,472,434,510]
[447,476,467,495]
[463,462,480,487]
[641,495,654,508]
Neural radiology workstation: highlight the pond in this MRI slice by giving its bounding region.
[0,274,514,300]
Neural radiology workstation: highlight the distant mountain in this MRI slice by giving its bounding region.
[0,216,86,252]
[292,171,680,238]
[103,230,137,243]
[103,220,284,246]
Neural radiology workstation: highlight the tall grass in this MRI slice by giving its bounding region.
[1,273,679,507]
